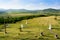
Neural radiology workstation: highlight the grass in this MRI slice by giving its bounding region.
[0,16,60,40]
[7,13,34,17]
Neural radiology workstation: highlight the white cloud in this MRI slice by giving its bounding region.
[0,0,60,10]
[0,0,24,9]
[10,0,20,3]
[23,3,49,10]
[24,3,39,10]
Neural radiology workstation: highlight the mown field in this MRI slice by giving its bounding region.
[0,13,34,17]
[0,16,60,40]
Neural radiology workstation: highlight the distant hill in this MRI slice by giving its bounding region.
[5,9,39,14]
[0,9,7,14]
[0,8,60,15]
[6,9,29,12]
[43,8,58,12]
[41,8,60,15]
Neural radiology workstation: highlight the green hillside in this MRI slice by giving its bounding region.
[0,16,60,40]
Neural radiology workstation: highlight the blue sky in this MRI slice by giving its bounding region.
[0,0,60,10]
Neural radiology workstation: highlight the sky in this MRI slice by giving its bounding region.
[0,0,60,10]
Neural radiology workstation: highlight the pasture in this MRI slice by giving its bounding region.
[0,16,60,40]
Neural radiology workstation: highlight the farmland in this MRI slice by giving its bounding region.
[0,15,60,40]
[0,8,60,40]
[0,0,60,40]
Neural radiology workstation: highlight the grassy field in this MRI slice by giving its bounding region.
[0,16,60,40]
[7,13,34,17]
[0,13,34,17]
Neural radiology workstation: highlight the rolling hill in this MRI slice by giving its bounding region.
[0,8,60,15]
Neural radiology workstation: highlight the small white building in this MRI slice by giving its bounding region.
[26,20,28,24]
[48,24,52,30]
[21,24,24,29]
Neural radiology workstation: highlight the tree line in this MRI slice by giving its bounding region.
[0,14,48,24]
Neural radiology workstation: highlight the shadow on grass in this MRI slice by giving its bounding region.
[23,31,32,32]
[57,38,60,39]
[20,38,44,40]
[52,28,60,30]
[0,36,5,38]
